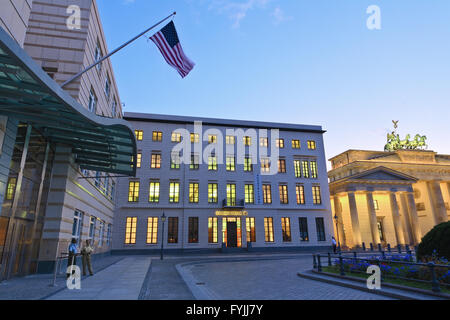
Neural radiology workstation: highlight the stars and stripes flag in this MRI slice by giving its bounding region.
[150,21,195,78]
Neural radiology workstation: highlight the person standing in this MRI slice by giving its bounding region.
[81,239,94,276]
[67,238,78,279]
[332,236,337,254]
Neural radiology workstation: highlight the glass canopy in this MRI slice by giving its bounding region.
[0,27,136,176]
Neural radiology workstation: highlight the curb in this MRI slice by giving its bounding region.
[138,258,153,300]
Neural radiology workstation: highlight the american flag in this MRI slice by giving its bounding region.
[150,21,195,78]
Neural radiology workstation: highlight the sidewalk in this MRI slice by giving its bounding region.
[46,257,151,300]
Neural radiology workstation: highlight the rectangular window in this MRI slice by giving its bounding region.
[107,224,112,246]
[261,158,270,173]
[191,133,200,143]
[208,217,218,243]
[105,76,111,98]
[310,161,318,179]
[89,216,97,241]
[308,140,317,150]
[226,135,235,145]
[171,152,180,170]
[243,136,252,146]
[244,157,253,172]
[302,161,310,178]
[149,182,160,203]
[128,181,140,202]
[296,184,306,205]
[292,140,301,149]
[190,154,200,170]
[263,184,272,204]
[171,132,181,143]
[312,186,322,205]
[208,183,218,203]
[188,217,199,243]
[136,153,142,168]
[316,217,326,241]
[276,139,284,149]
[226,156,236,172]
[95,41,102,71]
[169,182,180,203]
[279,185,289,204]
[99,221,105,247]
[246,217,256,243]
[299,217,309,241]
[168,217,179,243]
[147,217,158,244]
[264,218,274,242]
[278,159,286,173]
[281,217,291,242]
[152,131,162,142]
[260,137,268,147]
[294,160,302,178]
[374,200,380,210]
[245,184,254,204]
[189,183,199,203]
[88,89,97,113]
[227,184,236,206]
[208,135,217,144]
[72,210,84,241]
[135,130,143,141]
[125,217,137,244]
[151,153,161,169]
[208,156,218,171]
[6,177,16,200]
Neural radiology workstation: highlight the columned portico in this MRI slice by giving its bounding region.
[365,191,381,245]
[347,191,362,247]
[405,192,422,245]
[389,190,405,246]
[426,181,448,224]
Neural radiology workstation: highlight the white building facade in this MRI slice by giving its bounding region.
[113,113,333,254]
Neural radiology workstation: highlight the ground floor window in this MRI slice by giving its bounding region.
[89,216,97,241]
[208,217,218,243]
[264,217,274,242]
[246,217,256,243]
[315,217,326,242]
[299,217,309,241]
[168,217,179,243]
[72,210,84,241]
[147,217,158,244]
[281,217,291,242]
[98,220,105,247]
[125,217,137,244]
[188,217,199,243]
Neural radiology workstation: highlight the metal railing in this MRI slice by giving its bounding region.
[313,252,450,294]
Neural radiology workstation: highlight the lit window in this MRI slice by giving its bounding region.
[125,217,137,244]
[191,133,200,143]
[278,159,286,173]
[135,130,143,141]
[292,140,301,149]
[226,135,235,145]
[147,217,158,244]
[243,136,251,146]
[208,217,218,243]
[276,139,284,149]
[294,160,302,178]
[188,217,199,243]
[261,158,270,173]
[310,160,318,179]
[171,152,180,170]
[152,131,162,142]
[244,157,253,172]
[227,184,236,206]
[128,181,140,202]
[190,154,200,170]
[312,186,322,205]
[168,217,178,243]
[263,184,272,204]
[171,132,182,143]
[279,185,289,204]
[149,182,160,203]
[308,140,317,150]
[264,218,274,242]
[260,138,268,147]
[169,182,180,203]
[226,155,236,171]
[208,156,217,171]
[208,135,217,144]
[189,183,199,203]
[296,185,305,205]
[302,161,310,178]
[246,217,256,242]
[136,153,142,168]
[6,177,16,200]
[151,153,161,169]
[281,217,291,242]
[208,183,218,203]
[245,184,254,204]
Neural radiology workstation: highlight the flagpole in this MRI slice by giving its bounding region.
[61,11,176,88]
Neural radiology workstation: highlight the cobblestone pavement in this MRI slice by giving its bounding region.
[179,256,393,300]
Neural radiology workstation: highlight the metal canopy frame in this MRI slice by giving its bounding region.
[0,27,137,176]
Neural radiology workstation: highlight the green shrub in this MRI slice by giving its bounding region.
[417,222,450,261]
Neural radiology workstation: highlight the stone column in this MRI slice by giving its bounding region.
[347,192,362,247]
[427,181,448,224]
[365,192,381,245]
[405,192,422,245]
[399,193,414,244]
[332,195,346,247]
[389,191,405,246]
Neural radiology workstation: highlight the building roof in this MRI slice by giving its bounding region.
[124,112,326,134]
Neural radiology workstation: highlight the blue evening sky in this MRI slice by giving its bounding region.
[97,0,450,164]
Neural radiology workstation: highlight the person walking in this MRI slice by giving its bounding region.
[332,236,337,254]
[67,238,78,279]
[81,239,94,276]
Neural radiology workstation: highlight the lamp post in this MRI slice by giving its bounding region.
[160,212,166,260]
[334,214,341,253]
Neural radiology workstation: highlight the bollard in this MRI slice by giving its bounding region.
[328,252,332,267]
[317,254,322,272]
[378,243,382,252]
[362,242,366,251]
[339,254,345,276]
[313,254,317,269]
[387,244,391,253]
[370,243,374,251]
[397,244,402,254]
[51,256,60,287]
[428,263,441,293]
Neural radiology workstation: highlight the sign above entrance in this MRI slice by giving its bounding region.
[215,210,248,217]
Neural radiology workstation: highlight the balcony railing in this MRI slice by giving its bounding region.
[222,199,245,208]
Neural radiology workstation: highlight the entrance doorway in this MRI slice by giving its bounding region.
[227,222,237,248]
[222,218,242,248]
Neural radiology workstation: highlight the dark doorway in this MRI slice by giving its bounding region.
[227,222,238,248]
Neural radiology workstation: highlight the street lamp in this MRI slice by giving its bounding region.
[334,214,341,253]
[160,212,166,260]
